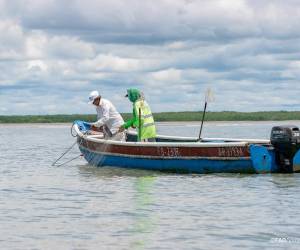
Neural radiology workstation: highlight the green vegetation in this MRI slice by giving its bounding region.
[153,111,300,122]
[1,111,300,123]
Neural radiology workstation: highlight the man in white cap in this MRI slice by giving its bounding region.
[88,90,125,141]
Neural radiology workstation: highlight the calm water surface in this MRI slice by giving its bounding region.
[1,121,300,250]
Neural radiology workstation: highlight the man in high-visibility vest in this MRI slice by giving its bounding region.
[119,88,156,142]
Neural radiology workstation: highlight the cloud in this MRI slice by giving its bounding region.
[6,0,300,43]
[47,36,95,59]
[1,0,300,115]
[0,20,24,60]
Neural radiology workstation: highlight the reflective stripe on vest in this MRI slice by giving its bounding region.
[143,122,155,127]
[142,114,153,119]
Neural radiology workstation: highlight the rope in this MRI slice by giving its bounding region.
[71,123,77,137]
[52,122,91,167]
[53,154,82,167]
[51,140,78,166]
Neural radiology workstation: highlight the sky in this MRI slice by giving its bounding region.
[1,0,300,115]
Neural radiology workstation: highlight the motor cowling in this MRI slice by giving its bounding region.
[270,125,300,172]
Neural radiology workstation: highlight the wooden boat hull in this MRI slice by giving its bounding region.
[76,133,268,174]
[73,121,300,174]
[79,145,253,173]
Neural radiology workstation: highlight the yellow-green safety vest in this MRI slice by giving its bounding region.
[134,99,156,140]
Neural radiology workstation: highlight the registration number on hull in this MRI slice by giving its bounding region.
[218,147,245,157]
[157,147,181,157]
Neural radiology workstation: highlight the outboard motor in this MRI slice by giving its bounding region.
[270,125,300,172]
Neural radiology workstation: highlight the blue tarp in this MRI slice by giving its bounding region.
[73,120,91,133]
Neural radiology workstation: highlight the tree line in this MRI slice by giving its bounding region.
[1,111,300,123]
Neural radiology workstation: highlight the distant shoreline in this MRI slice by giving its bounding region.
[1,111,300,123]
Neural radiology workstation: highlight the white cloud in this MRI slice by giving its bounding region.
[92,54,141,72]
[1,0,300,115]
[150,68,182,83]
[8,0,300,42]
[47,36,95,59]
[27,60,48,72]
[0,20,24,59]
[25,31,48,58]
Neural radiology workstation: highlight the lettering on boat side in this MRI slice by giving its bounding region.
[158,147,180,157]
[218,147,244,157]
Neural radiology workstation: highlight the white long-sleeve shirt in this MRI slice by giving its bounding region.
[91,98,124,134]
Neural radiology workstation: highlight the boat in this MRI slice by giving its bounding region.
[73,121,300,174]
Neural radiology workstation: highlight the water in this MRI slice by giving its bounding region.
[1,121,300,250]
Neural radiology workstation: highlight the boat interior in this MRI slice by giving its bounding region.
[74,120,270,144]
[84,130,270,144]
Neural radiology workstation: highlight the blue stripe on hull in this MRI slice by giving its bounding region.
[79,147,255,174]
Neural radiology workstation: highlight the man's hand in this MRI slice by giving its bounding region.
[91,125,103,132]
[118,126,125,133]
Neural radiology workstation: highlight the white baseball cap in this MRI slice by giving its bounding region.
[88,90,100,104]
